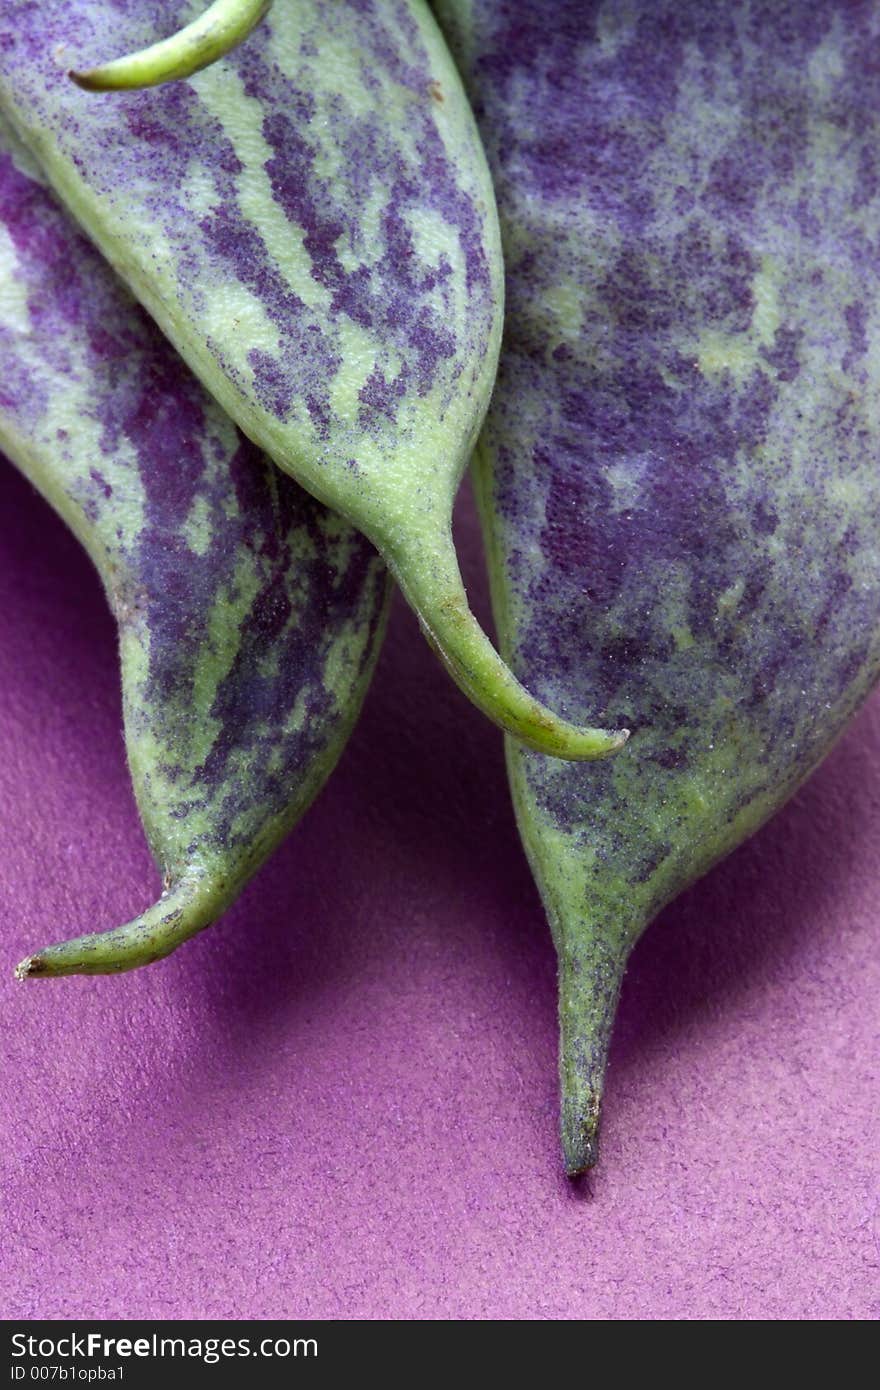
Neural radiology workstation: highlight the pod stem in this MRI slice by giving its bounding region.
[69,0,272,92]
[558,930,634,1175]
[15,869,227,978]
[388,528,628,760]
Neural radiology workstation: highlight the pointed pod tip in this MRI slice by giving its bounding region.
[561,1156,597,1178]
[11,871,219,978]
[65,0,273,94]
[561,1076,605,1176]
[393,538,633,762]
[68,68,104,92]
[594,725,630,758]
[565,1138,599,1179]
[15,954,44,981]
[534,721,630,762]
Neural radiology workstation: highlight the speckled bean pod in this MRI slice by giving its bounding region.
[435,0,880,1171]
[0,118,389,977]
[0,0,625,761]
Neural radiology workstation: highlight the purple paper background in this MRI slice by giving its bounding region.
[1,459,878,1321]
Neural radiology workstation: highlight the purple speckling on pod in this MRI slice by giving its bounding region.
[0,117,389,977]
[0,0,627,761]
[434,0,880,1171]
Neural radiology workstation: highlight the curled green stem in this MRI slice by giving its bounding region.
[15,869,229,978]
[389,528,629,761]
[69,0,272,92]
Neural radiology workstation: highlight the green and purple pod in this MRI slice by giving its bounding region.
[434,0,880,1170]
[0,119,389,978]
[0,0,625,762]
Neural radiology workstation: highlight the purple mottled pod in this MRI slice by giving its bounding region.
[434,0,880,1170]
[0,118,389,977]
[0,0,627,762]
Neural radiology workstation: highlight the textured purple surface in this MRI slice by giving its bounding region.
[1,464,878,1320]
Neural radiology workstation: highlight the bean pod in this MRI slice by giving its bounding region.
[435,0,880,1170]
[0,0,625,761]
[0,117,389,977]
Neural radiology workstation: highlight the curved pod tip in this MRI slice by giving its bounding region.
[14,872,223,978]
[391,533,629,761]
[69,0,271,93]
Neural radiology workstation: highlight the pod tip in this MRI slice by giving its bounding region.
[557,723,630,762]
[561,1123,597,1178]
[15,954,43,981]
[68,68,106,92]
[565,1134,599,1178]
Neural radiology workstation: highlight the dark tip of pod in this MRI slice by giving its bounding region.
[65,0,273,95]
[565,1134,599,1178]
[15,954,46,980]
[12,871,224,978]
[68,68,107,93]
